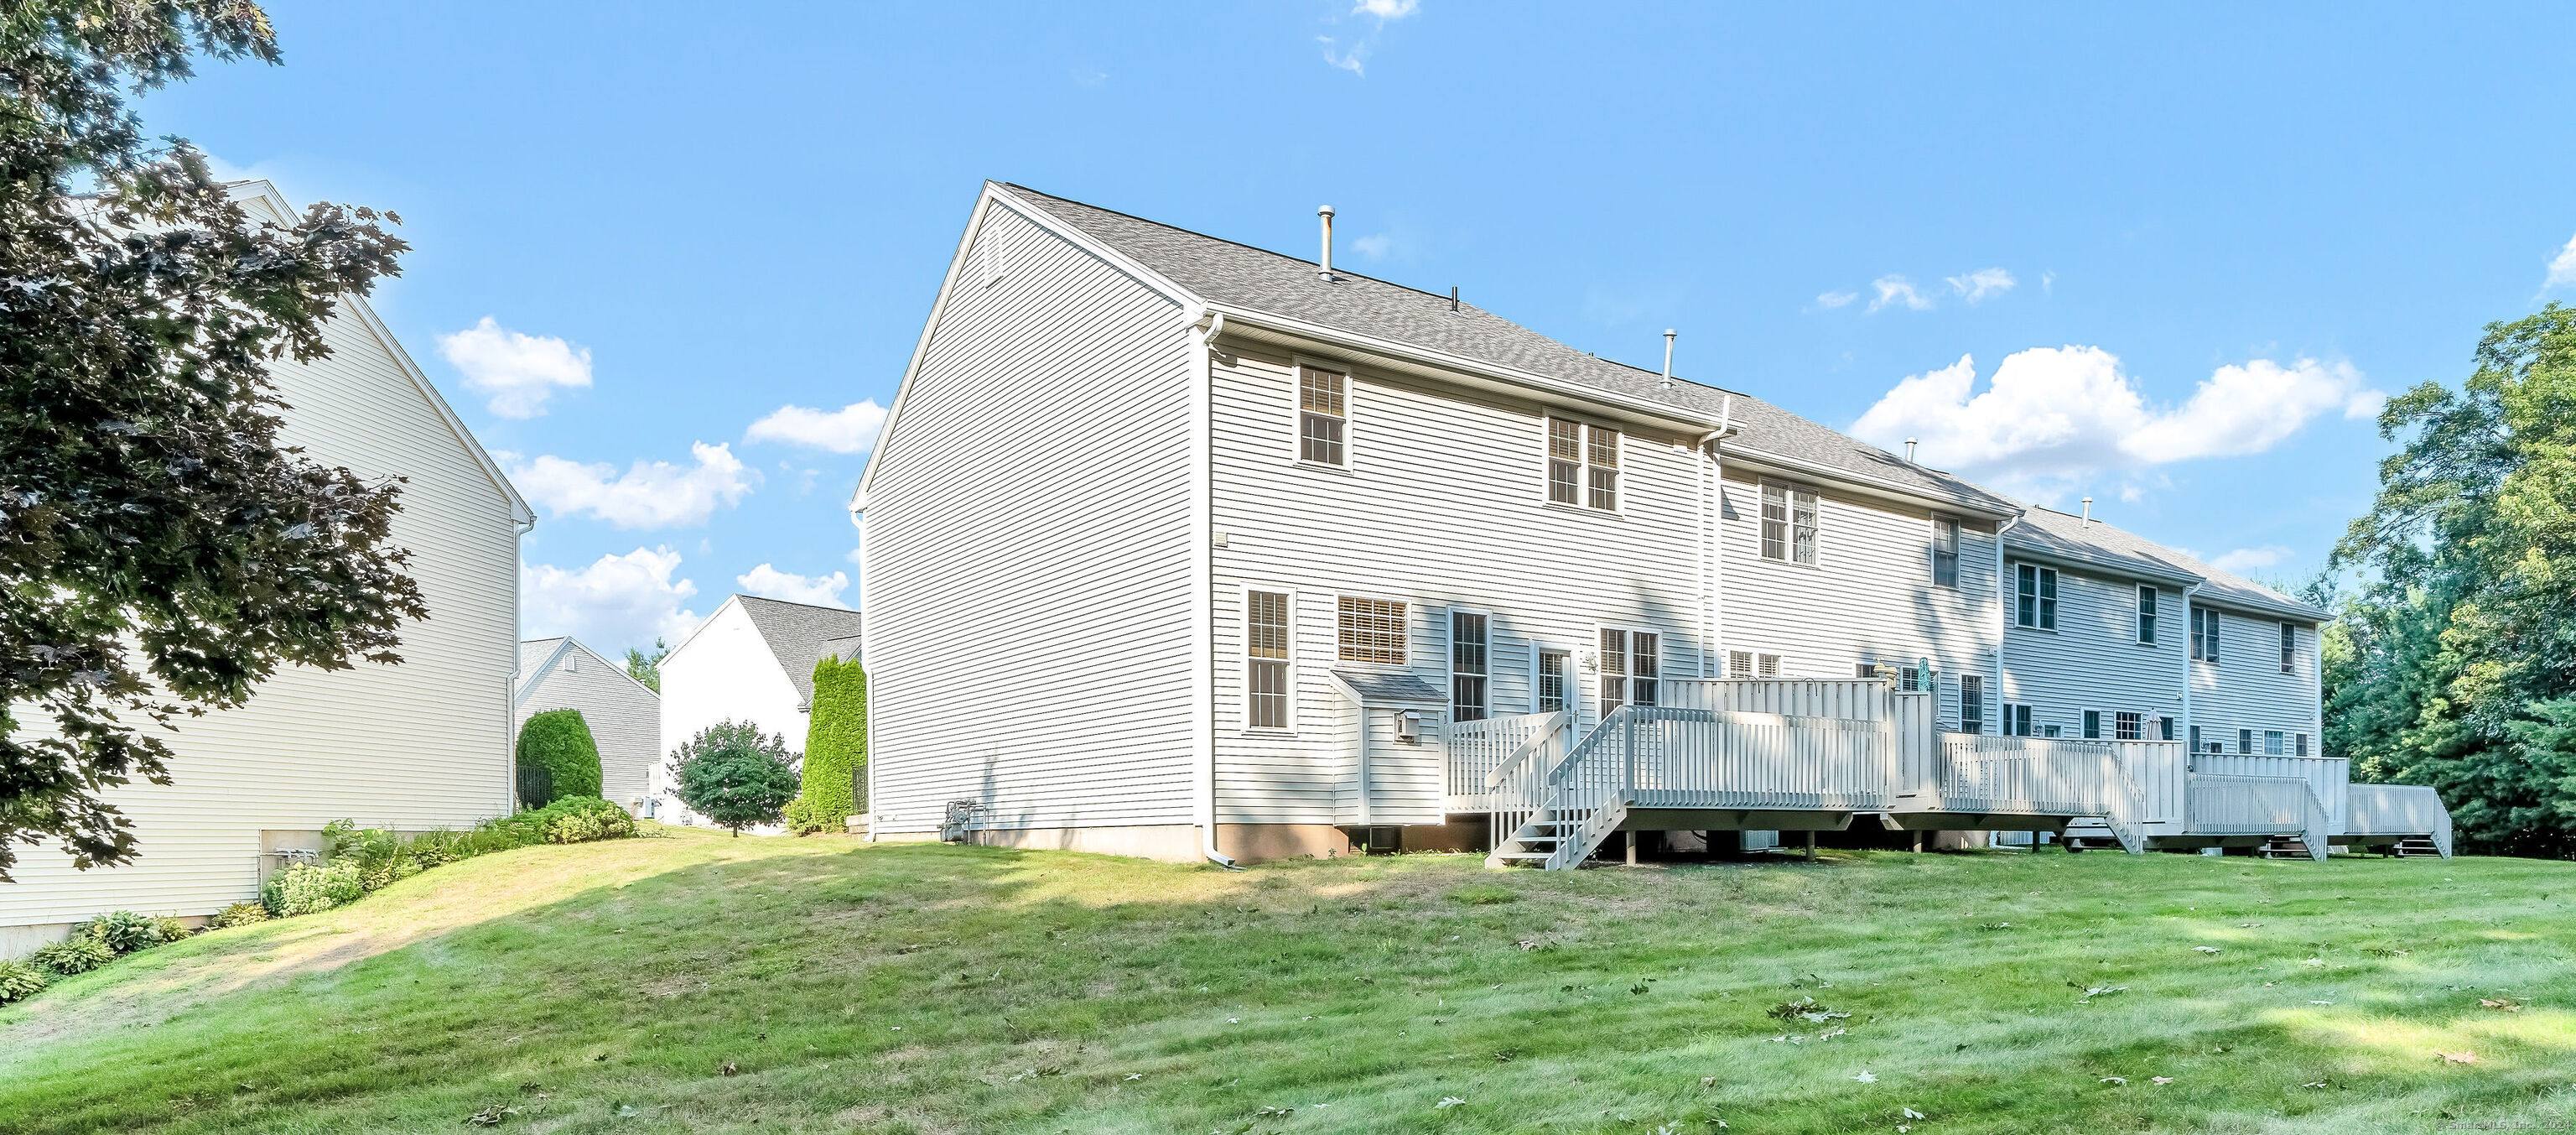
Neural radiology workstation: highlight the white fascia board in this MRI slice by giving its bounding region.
[1720,445,2022,522]
[1997,541,2204,591]
[662,594,745,665]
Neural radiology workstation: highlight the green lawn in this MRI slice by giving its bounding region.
[2,829,2569,1134]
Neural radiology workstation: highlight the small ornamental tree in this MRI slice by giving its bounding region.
[786,657,865,834]
[668,721,799,836]
[515,710,603,807]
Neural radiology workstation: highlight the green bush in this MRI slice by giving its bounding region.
[262,861,364,917]
[150,916,193,944]
[29,935,112,976]
[82,909,163,954]
[209,902,270,929]
[516,708,604,806]
[788,656,866,835]
[0,960,49,1004]
[522,795,636,844]
[668,721,801,836]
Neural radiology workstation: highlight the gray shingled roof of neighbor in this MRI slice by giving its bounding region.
[2007,507,2329,622]
[1333,670,1452,705]
[734,596,866,707]
[1000,185,2020,517]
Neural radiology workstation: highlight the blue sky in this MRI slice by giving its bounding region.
[144,2,2576,654]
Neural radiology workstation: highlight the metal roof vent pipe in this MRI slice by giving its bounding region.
[1317,205,1336,281]
[1904,438,1918,462]
[2081,496,2094,528]
[1661,329,1676,388]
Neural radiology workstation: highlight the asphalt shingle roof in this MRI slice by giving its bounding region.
[735,596,865,707]
[1002,185,2018,515]
[2007,508,2327,621]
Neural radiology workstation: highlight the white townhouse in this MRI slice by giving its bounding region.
[3,181,532,951]
[647,594,862,826]
[515,638,661,815]
[853,183,2449,867]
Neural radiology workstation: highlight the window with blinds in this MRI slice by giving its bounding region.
[1451,611,1488,721]
[1545,419,1618,510]
[1537,650,1569,713]
[1336,596,1405,664]
[1597,628,1659,716]
[1246,591,1291,730]
[1761,482,1818,564]
[1298,367,1347,466]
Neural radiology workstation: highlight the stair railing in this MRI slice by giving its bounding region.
[1479,710,1569,862]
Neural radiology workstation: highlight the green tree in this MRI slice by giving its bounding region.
[667,721,799,836]
[515,710,603,807]
[623,638,668,693]
[0,3,418,880]
[2330,304,2576,856]
[786,657,865,834]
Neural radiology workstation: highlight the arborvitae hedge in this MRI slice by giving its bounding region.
[515,708,603,806]
[788,656,865,834]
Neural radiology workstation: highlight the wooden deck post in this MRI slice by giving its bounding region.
[1804,830,1816,862]
[1625,830,1638,867]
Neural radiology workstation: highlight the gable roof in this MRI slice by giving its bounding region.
[994,184,2019,517]
[516,636,659,702]
[2006,508,2328,622]
[732,596,866,707]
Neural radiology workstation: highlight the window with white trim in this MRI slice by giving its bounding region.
[1245,591,1291,731]
[2264,729,2285,755]
[1729,650,1753,679]
[1451,611,1488,722]
[2084,710,2101,739]
[1959,674,1985,733]
[2137,586,2159,644]
[2279,622,2296,674]
[2296,732,2310,757]
[1932,517,1960,588]
[2159,716,2175,741]
[1761,482,1819,565]
[2191,607,2220,663]
[1335,596,1404,664]
[2189,725,2202,752]
[1298,366,1348,466]
[1537,650,1570,714]
[2015,564,2058,630]
[2003,702,2033,737]
[1758,652,1780,678]
[2237,727,2254,754]
[1597,628,1659,716]
[2116,711,2143,741]
[1546,419,1582,505]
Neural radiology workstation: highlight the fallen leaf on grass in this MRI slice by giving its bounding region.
[1435,1096,1467,1109]
[2302,958,2326,967]
[466,1104,518,1127]
[1902,1107,1926,1119]
[2193,946,2222,954]
[719,1061,738,1076]
[2440,1050,2478,1065]
[2302,1081,2330,1089]
[2101,1076,2127,1086]
[2480,997,2522,1013]
[1254,1106,1296,1117]
[1851,1070,1877,1084]
[2152,1076,2174,1086]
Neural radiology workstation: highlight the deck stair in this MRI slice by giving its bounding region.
[2394,836,2443,857]
[2259,835,2315,860]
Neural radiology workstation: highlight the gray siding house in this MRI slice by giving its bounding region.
[851,183,2444,867]
[515,638,660,815]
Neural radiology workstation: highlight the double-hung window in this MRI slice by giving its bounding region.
[2137,586,2159,644]
[2237,727,2254,755]
[2279,622,2296,674]
[2189,725,2203,752]
[1729,650,1781,678]
[1597,629,1659,716]
[2015,564,2058,630]
[2002,703,2033,737]
[1761,483,1819,564]
[2191,608,2220,663]
[1245,591,1291,731]
[2084,710,2102,740]
[1298,366,1348,466]
[1547,419,1619,510]
[1932,518,1960,588]
[1336,596,1405,664]
[1959,674,1985,733]
[2264,729,2285,755]
[1536,650,1570,714]
[2115,711,2143,742]
[1450,611,1488,722]
[2296,732,2310,757]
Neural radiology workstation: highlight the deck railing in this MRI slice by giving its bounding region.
[2346,784,2454,857]
[1444,711,1567,813]
[2187,773,2329,859]
[2189,753,2349,836]
[1932,735,2149,851]
[1661,678,1890,719]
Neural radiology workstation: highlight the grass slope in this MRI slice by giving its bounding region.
[2,829,2570,1134]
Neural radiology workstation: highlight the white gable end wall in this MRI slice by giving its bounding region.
[652,598,806,825]
[859,199,1200,856]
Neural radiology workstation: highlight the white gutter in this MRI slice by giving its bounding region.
[1187,309,1239,870]
[2179,582,2200,755]
[1698,394,1734,676]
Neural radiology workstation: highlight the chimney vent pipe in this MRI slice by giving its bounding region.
[1904,438,1918,462]
[1450,285,1458,312]
[2080,497,2094,527]
[1660,329,1676,388]
[1317,205,1335,280]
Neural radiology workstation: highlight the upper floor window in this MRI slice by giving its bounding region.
[1336,596,1404,664]
[1598,628,1659,716]
[2191,607,2220,663]
[1932,517,1960,588]
[2137,586,2158,644]
[1245,591,1291,731]
[2279,622,2296,674]
[1536,649,1570,714]
[1451,611,1488,722]
[1762,483,1818,565]
[1545,419,1619,510]
[1958,674,1985,734]
[2015,564,2058,630]
[1298,366,1348,466]
[2115,711,2143,741]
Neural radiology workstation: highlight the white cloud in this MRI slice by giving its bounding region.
[1815,290,1859,310]
[522,547,701,651]
[736,564,850,608]
[2208,545,2293,574]
[1945,268,2015,303]
[744,399,889,455]
[1318,36,1368,75]
[1867,275,1934,312]
[506,441,756,528]
[1355,0,1418,15]
[1353,233,1393,258]
[1851,346,2386,502]
[2547,232,2576,289]
[437,317,593,419]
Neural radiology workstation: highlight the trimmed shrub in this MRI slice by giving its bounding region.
[523,795,636,843]
[516,708,604,807]
[83,910,162,954]
[668,721,800,836]
[0,959,49,1004]
[262,861,365,917]
[151,917,194,943]
[209,902,270,929]
[29,935,112,976]
[787,656,866,835]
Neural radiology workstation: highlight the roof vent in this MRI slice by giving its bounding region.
[1450,285,1459,312]
[2080,497,2094,528]
[1904,437,1918,462]
[1317,205,1336,282]
[1660,330,1676,388]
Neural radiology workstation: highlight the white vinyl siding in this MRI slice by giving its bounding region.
[2191,607,2322,767]
[859,201,1199,836]
[1998,563,2186,744]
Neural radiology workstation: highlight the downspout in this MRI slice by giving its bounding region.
[1187,308,1240,869]
[2179,582,2200,756]
[852,497,875,838]
[1992,513,2019,732]
[1698,394,1732,676]
[508,512,535,813]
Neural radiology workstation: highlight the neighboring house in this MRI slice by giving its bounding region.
[649,595,863,826]
[2,181,532,953]
[514,638,661,814]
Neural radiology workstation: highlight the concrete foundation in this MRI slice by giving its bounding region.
[1216,824,1353,862]
[958,823,1204,863]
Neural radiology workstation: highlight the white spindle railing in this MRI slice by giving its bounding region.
[1932,735,2151,851]
[2187,773,2329,859]
[1662,678,1890,719]
[2345,783,2454,857]
[2189,753,2349,836]
[1528,705,1900,869]
[1444,711,1566,812]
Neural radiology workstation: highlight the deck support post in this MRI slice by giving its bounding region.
[1625,831,1637,867]
[1804,831,1816,862]
[1912,831,1924,853]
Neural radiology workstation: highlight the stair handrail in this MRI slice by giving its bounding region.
[2298,778,2331,862]
[1485,710,1572,789]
